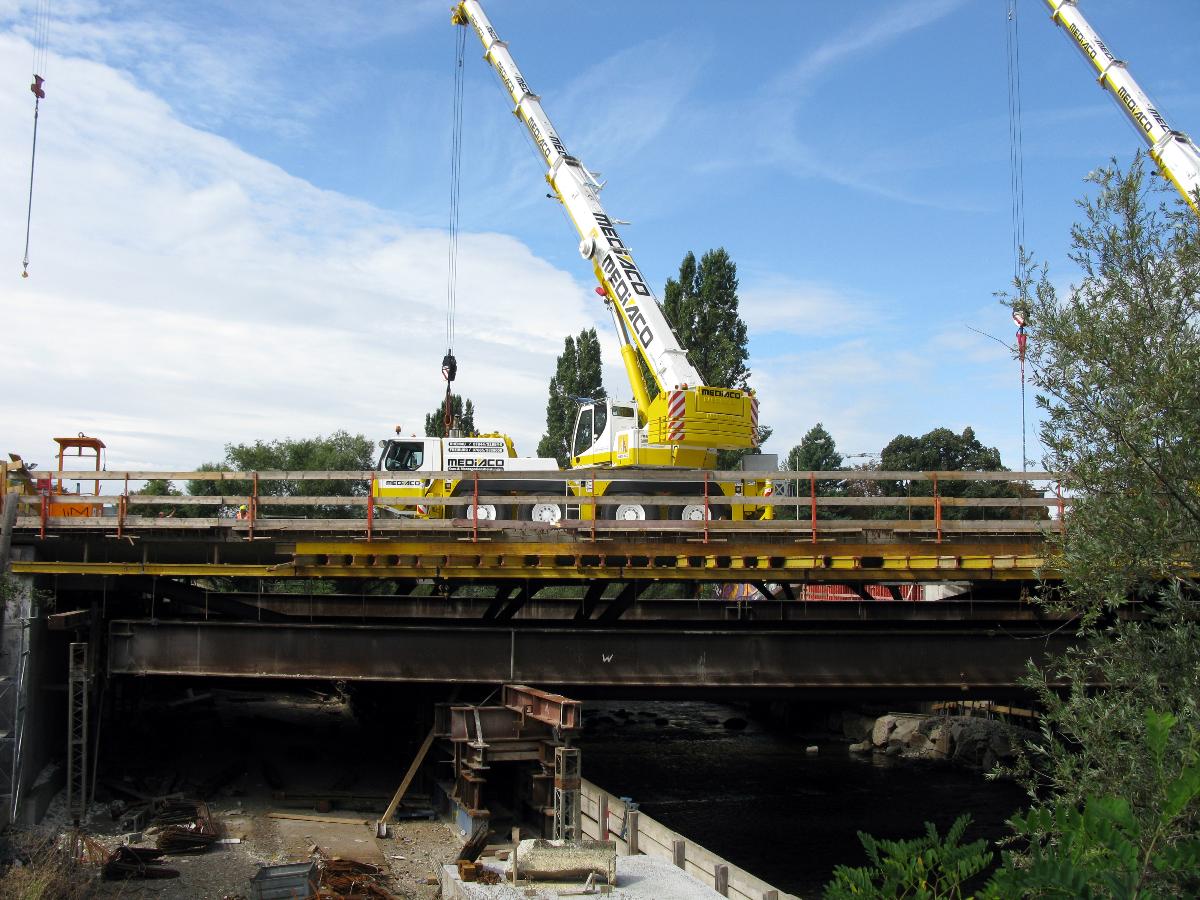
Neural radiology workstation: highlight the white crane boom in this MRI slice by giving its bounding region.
[452,0,701,394]
[1044,0,1200,215]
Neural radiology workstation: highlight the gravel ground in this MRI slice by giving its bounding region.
[26,687,465,899]
[37,794,461,899]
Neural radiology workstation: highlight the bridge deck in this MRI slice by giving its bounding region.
[6,467,1060,583]
[3,469,1066,690]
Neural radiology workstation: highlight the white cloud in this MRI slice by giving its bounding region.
[556,31,708,164]
[776,0,966,91]
[0,32,598,470]
[741,276,877,336]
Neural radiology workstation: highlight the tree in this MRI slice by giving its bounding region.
[129,478,184,517]
[660,248,750,394]
[997,157,1200,886]
[786,423,842,471]
[875,426,1039,521]
[657,248,768,467]
[1012,156,1200,611]
[779,423,843,520]
[881,425,1001,472]
[425,394,476,437]
[537,329,605,466]
[186,431,375,517]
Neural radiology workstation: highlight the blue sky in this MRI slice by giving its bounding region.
[2,0,1197,472]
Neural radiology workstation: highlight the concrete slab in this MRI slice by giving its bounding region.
[273,817,385,867]
[441,853,726,899]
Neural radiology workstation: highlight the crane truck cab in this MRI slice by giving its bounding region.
[375,433,562,522]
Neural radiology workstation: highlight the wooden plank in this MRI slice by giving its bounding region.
[377,727,436,827]
[47,609,91,631]
[12,514,1052,534]
[33,467,1060,484]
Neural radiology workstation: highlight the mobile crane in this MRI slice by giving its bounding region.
[373,1,771,523]
[1043,0,1200,216]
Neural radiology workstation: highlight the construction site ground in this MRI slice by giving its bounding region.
[38,684,464,899]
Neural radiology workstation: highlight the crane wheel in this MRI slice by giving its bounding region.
[610,502,658,521]
[465,499,508,521]
[528,502,562,524]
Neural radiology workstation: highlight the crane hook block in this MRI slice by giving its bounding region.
[441,352,458,383]
[30,75,45,99]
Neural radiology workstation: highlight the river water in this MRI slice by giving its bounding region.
[576,700,1027,899]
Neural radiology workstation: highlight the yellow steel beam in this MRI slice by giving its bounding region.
[11,551,1049,582]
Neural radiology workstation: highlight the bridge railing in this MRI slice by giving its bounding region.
[4,467,1067,542]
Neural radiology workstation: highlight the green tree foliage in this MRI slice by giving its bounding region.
[778,423,843,520]
[787,423,843,472]
[994,711,1200,899]
[1010,157,1200,611]
[129,478,184,517]
[656,248,768,467]
[537,328,605,466]
[186,431,375,518]
[875,427,1040,521]
[1013,595,1200,823]
[996,158,1200,894]
[425,394,476,437]
[824,742,1200,899]
[660,248,750,394]
[824,814,994,900]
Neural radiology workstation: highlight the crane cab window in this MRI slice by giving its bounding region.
[381,441,425,472]
[593,402,608,440]
[572,407,594,458]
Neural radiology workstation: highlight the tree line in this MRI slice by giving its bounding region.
[777,422,1046,521]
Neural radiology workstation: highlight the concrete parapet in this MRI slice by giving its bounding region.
[580,779,798,900]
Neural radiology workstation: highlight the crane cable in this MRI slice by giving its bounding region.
[442,23,467,435]
[22,0,52,279]
[1005,0,1029,470]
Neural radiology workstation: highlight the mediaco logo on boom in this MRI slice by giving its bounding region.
[594,213,655,349]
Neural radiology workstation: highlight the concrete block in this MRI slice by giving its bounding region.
[515,839,617,886]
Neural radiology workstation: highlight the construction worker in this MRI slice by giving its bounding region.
[236,504,249,520]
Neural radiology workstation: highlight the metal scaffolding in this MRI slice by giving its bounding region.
[66,642,88,824]
[553,747,581,842]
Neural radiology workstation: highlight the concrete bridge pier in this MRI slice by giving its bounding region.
[0,554,69,826]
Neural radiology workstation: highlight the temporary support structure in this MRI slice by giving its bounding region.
[553,747,581,842]
[66,642,88,824]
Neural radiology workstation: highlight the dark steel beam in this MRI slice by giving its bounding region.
[106,619,1072,691]
[503,684,581,730]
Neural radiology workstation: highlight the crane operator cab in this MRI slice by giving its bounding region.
[380,440,425,472]
[571,398,639,467]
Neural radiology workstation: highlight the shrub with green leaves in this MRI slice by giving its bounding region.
[824,814,994,900]
[990,711,1200,899]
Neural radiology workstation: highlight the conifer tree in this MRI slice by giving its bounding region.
[537,329,605,466]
